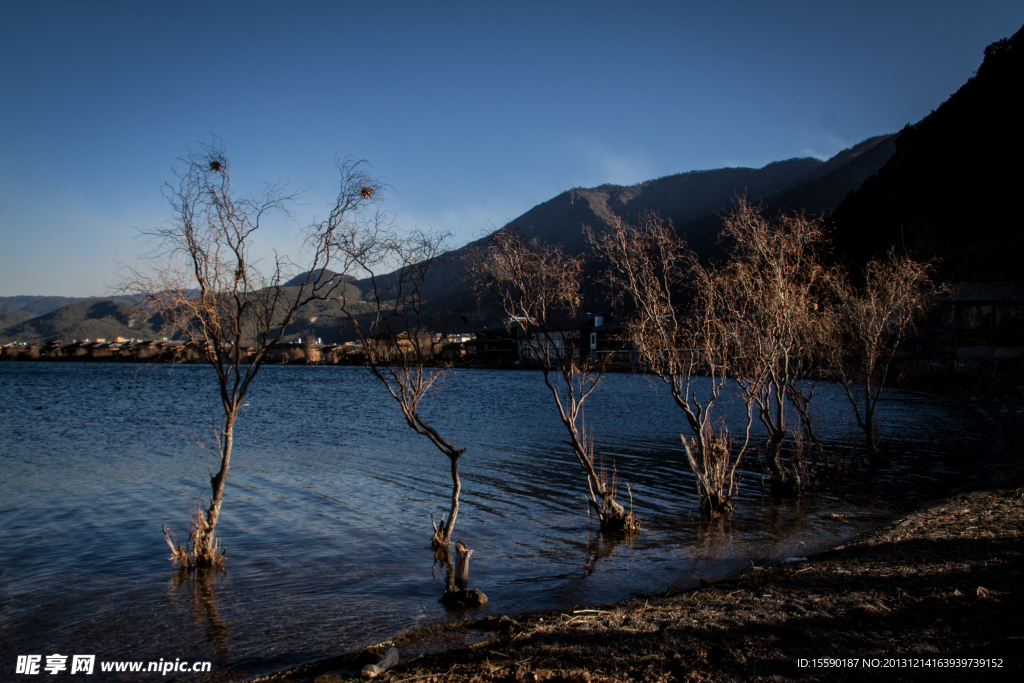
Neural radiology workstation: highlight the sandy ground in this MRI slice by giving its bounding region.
[274,400,1024,683]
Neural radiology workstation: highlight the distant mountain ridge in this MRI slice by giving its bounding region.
[1,136,899,344]
[408,137,896,288]
[0,295,92,316]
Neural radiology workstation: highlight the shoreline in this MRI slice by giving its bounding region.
[261,400,1023,683]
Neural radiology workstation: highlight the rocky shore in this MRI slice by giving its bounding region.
[267,402,1023,683]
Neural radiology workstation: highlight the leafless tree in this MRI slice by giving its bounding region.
[715,198,832,496]
[829,249,934,468]
[589,214,752,515]
[470,230,638,534]
[121,140,385,569]
[336,229,470,552]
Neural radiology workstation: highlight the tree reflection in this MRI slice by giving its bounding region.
[169,568,230,660]
[581,530,631,579]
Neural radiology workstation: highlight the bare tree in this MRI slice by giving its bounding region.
[715,198,831,496]
[337,229,470,552]
[121,140,384,569]
[589,214,752,515]
[471,230,638,533]
[829,249,934,468]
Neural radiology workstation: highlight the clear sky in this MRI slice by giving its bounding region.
[1,1,1021,297]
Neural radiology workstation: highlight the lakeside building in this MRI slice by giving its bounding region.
[948,283,1024,370]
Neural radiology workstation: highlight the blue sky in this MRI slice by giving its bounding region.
[1,1,1021,297]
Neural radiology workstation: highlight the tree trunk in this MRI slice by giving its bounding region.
[194,420,231,568]
[766,431,796,498]
[702,491,733,516]
[168,413,233,570]
[862,413,890,469]
[683,438,736,516]
[432,453,461,549]
[454,540,472,590]
[439,540,488,608]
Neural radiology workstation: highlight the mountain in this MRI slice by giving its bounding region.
[458,136,899,264]
[348,136,898,321]
[765,135,897,218]
[453,156,829,261]
[825,24,1024,281]
[0,299,164,344]
[0,310,37,328]
[282,268,354,288]
[0,295,92,316]
[0,141,897,344]
[2,133,902,343]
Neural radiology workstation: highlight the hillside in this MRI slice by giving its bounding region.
[452,156,827,260]
[0,299,166,343]
[825,23,1024,281]
[0,295,92,316]
[765,134,897,218]
[347,138,898,330]
[0,310,38,328]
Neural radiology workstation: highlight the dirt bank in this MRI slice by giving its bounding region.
[275,403,1023,683]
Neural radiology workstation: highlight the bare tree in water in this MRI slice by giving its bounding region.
[337,229,470,552]
[829,249,934,468]
[589,214,752,515]
[715,198,832,497]
[121,140,385,569]
[471,230,638,534]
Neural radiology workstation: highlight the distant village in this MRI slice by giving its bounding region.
[2,283,1021,371]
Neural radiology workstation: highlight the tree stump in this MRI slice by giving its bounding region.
[440,541,488,608]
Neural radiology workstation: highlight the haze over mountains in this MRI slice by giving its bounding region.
[3,21,1021,344]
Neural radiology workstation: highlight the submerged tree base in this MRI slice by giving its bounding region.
[700,496,735,517]
[439,541,488,609]
[599,510,640,535]
[162,506,225,571]
[768,478,797,499]
[439,588,489,608]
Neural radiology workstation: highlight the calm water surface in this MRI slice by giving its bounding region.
[0,363,994,680]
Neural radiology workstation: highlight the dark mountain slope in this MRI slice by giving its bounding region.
[825,24,1024,280]
[665,136,899,261]
[766,135,897,218]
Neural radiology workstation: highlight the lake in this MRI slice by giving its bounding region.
[0,362,994,680]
